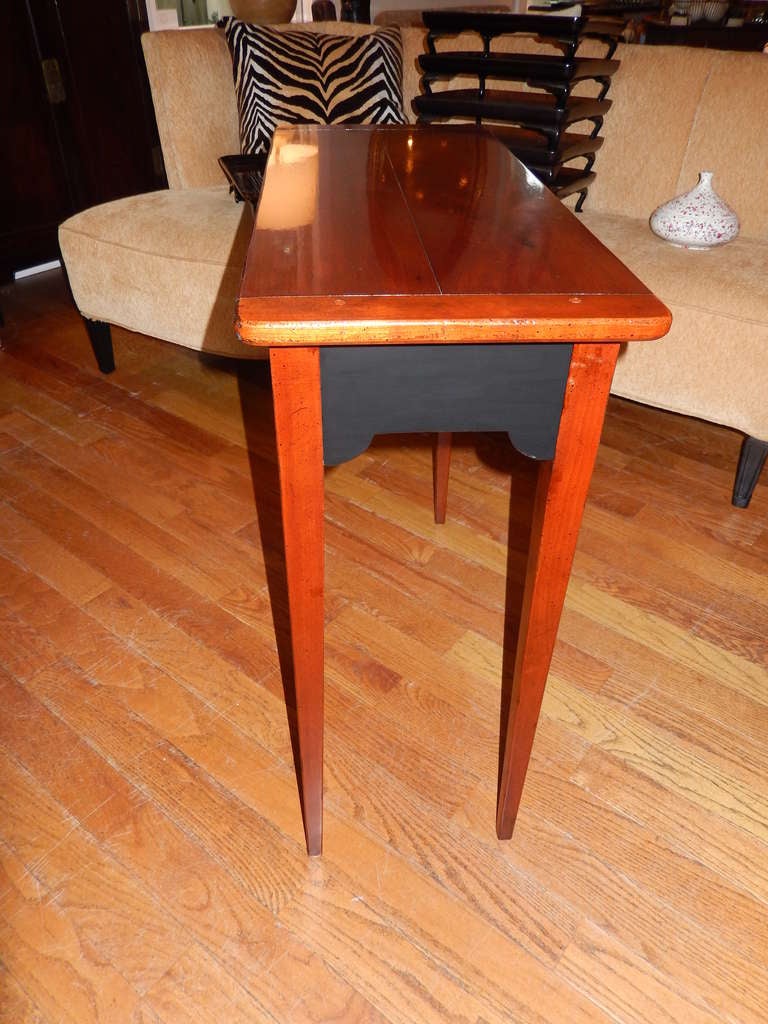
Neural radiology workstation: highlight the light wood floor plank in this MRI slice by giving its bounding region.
[573,747,768,907]
[0,670,380,1024]
[454,780,768,1024]
[0,409,188,523]
[0,965,53,1024]
[0,497,112,607]
[543,673,768,842]
[556,921,727,1024]
[0,748,190,1010]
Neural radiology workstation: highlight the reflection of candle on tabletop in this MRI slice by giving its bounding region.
[256,142,319,231]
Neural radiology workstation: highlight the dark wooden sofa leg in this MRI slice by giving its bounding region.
[84,318,115,374]
[732,436,768,508]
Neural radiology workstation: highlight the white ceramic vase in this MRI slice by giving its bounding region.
[649,171,739,250]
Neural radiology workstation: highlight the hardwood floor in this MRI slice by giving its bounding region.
[1,270,766,1024]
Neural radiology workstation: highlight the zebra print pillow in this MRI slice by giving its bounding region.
[219,20,406,157]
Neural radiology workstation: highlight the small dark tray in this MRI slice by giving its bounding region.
[550,166,596,199]
[581,17,627,55]
[413,89,612,129]
[418,52,619,85]
[518,160,589,185]
[490,125,604,165]
[422,10,586,42]
[422,10,626,59]
[218,153,268,206]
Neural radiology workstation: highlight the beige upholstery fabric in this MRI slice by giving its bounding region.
[586,45,714,219]
[141,30,241,190]
[581,212,768,440]
[677,50,768,240]
[581,212,768,324]
[613,306,767,441]
[59,186,262,358]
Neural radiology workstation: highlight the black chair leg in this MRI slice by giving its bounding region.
[84,318,115,374]
[732,435,768,508]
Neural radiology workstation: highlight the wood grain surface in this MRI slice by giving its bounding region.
[1,271,766,1023]
[237,126,671,347]
[268,347,325,855]
[497,342,618,837]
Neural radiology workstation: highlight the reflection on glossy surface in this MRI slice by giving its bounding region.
[238,124,671,346]
[240,125,669,339]
[367,127,494,286]
[256,140,318,231]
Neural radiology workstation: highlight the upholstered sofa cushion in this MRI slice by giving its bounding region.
[59,186,262,358]
[220,19,406,156]
[582,211,768,439]
[582,212,768,323]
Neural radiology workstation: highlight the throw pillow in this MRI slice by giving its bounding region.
[219,19,406,157]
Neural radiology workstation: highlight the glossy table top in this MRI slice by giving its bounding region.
[236,125,671,346]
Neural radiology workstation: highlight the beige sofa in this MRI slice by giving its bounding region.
[58,23,768,505]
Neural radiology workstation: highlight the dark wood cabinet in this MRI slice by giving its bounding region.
[0,0,165,282]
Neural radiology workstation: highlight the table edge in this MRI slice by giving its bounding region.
[237,293,672,346]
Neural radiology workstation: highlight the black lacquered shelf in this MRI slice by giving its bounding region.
[422,9,626,55]
[418,52,620,85]
[422,10,586,44]
[486,126,603,182]
[413,90,611,129]
[415,10,623,209]
[218,153,267,206]
[489,126,604,164]
[550,166,597,199]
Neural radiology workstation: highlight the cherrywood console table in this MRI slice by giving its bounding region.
[236,124,670,855]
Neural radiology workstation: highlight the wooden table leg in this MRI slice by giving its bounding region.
[496,343,618,839]
[433,432,452,524]
[269,347,325,856]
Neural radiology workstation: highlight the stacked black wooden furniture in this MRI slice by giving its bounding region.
[413,11,623,211]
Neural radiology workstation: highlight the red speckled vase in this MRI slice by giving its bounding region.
[650,171,739,250]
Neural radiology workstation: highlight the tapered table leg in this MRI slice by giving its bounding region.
[433,432,452,524]
[496,343,618,839]
[269,347,325,856]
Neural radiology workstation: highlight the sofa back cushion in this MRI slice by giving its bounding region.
[142,28,241,190]
[584,44,714,220]
[677,50,768,240]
